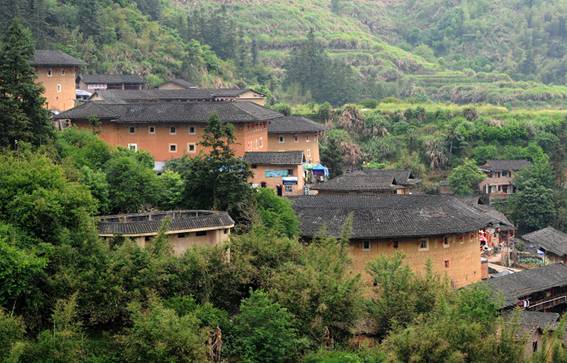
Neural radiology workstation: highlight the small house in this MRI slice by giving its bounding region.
[479,160,531,203]
[521,227,567,264]
[244,151,305,196]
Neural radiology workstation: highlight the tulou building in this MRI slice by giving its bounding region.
[292,194,492,288]
[97,210,234,256]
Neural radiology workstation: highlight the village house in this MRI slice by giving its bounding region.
[89,88,267,105]
[292,194,493,288]
[267,116,328,164]
[521,226,567,264]
[32,50,85,112]
[244,151,305,196]
[54,101,281,166]
[78,74,146,91]
[484,263,567,312]
[479,159,531,203]
[506,310,561,359]
[311,169,420,195]
[158,78,197,90]
[97,210,234,256]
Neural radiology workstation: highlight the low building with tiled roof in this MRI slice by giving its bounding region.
[479,159,531,204]
[54,100,282,163]
[244,151,305,196]
[504,310,561,359]
[311,169,420,195]
[521,227,567,264]
[98,210,234,255]
[32,50,85,112]
[78,74,146,91]
[292,194,493,287]
[484,263,567,311]
[268,116,327,164]
[158,78,197,90]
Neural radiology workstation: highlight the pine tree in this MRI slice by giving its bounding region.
[0,18,53,148]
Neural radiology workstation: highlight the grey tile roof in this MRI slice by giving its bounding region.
[522,227,567,257]
[311,169,418,192]
[481,160,531,171]
[484,264,567,308]
[54,101,283,124]
[515,311,560,332]
[291,194,492,239]
[472,204,515,230]
[161,79,196,89]
[80,74,145,84]
[32,50,85,66]
[268,116,328,134]
[244,151,304,165]
[92,89,256,103]
[98,210,234,236]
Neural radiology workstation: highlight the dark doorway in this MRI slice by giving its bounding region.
[276,185,283,196]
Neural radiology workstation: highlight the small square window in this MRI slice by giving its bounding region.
[294,135,299,143]
[362,240,371,251]
[287,169,294,176]
[129,126,136,134]
[128,143,138,152]
[444,259,450,268]
[223,229,229,234]
[170,126,176,135]
[196,231,207,236]
[279,135,285,143]
[443,236,450,248]
[56,83,62,93]
[188,126,196,135]
[47,68,53,77]
[61,68,65,75]
[393,240,399,249]
[419,239,428,251]
[144,236,152,242]
[284,185,293,193]
[187,143,196,153]
[177,233,187,238]
[306,136,310,142]
[169,144,177,152]
[148,126,156,134]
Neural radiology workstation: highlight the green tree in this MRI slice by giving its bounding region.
[233,290,303,363]
[508,181,555,233]
[448,159,485,196]
[255,188,299,238]
[0,309,26,361]
[157,170,185,210]
[121,296,208,362]
[0,18,52,148]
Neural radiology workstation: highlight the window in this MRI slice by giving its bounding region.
[418,239,429,251]
[148,126,156,134]
[196,231,207,236]
[306,135,310,142]
[128,126,136,134]
[187,143,196,153]
[306,149,311,158]
[188,126,196,135]
[279,135,285,143]
[258,137,263,147]
[56,83,62,93]
[223,229,229,234]
[169,144,177,153]
[393,240,399,249]
[47,68,53,77]
[443,236,450,248]
[177,233,187,238]
[144,236,152,242]
[169,126,176,135]
[294,135,299,143]
[127,143,138,152]
[285,185,293,193]
[61,68,65,75]
[444,259,450,268]
[362,240,371,251]
[287,169,294,176]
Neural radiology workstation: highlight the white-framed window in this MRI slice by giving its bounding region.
[187,143,196,153]
[128,126,136,134]
[169,126,176,135]
[444,259,450,268]
[362,240,371,251]
[306,135,310,142]
[443,236,450,248]
[279,135,285,143]
[284,185,293,193]
[258,137,263,148]
[47,68,53,77]
[418,239,429,251]
[188,126,196,135]
[127,143,138,152]
[56,83,62,93]
[294,135,299,143]
[148,126,156,134]
[169,144,177,153]
[61,68,65,75]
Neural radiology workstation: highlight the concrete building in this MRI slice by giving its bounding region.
[267,116,327,164]
[244,151,305,196]
[78,74,146,91]
[32,50,85,112]
[292,194,493,288]
[311,169,420,195]
[97,210,234,256]
[479,160,531,203]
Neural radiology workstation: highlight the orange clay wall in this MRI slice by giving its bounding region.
[268,133,321,164]
[250,164,305,196]
[348,232,481,288]
[35,66,78,112]
[74,120,268,161]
